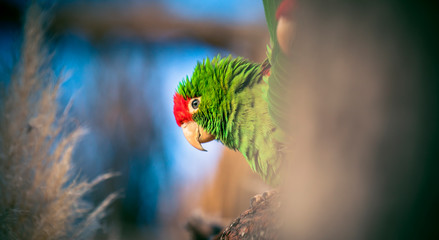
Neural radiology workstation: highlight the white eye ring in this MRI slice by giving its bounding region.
[188,97,201,114]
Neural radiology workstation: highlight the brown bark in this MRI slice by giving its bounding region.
[215,191,281,240]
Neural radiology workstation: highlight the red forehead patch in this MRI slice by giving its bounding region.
[173,93,192,127]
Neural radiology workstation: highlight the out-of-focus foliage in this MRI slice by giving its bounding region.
[0,5,116,240]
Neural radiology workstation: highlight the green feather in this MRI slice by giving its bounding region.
[263,0,291,141]
[176,55,282,185]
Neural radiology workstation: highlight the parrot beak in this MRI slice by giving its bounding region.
[181,121,215,151]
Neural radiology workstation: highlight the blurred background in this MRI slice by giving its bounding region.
[0,0,270,239]
[2,0,438,240]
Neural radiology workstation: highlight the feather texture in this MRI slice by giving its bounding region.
[176,55,282,185]
[263,0,292,139]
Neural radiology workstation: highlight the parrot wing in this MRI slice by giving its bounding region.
[262,0,293,140]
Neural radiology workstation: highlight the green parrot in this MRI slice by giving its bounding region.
[173,0,295,186]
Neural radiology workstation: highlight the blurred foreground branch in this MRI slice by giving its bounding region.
[50,3,269,60]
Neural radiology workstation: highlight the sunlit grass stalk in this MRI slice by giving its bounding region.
[0,4,117,240]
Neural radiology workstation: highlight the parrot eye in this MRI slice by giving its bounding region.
[191,99,200,109]
[188,97,201,114]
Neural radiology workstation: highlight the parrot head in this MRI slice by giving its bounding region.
[173,56,228,151]
[173,55,262,151]
[173,93,215,151]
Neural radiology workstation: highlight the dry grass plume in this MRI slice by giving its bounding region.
[0,4,117,240]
